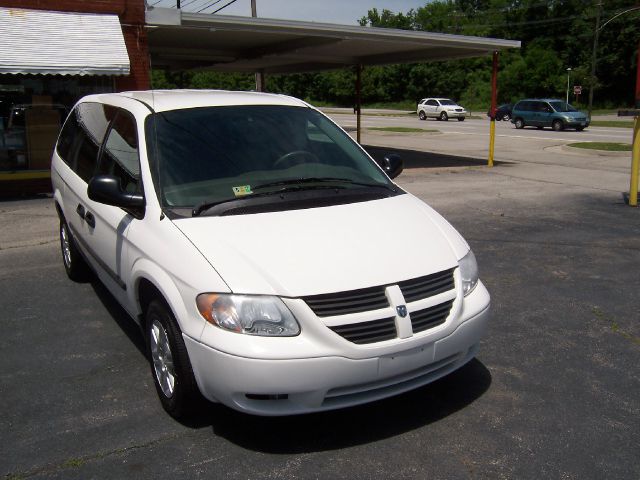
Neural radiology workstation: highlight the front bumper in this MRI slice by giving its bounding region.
[184,291,490,416]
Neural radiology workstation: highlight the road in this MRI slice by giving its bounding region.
[328,111,631,144]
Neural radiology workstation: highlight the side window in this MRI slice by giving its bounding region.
[56,107,83,166]
[98,110,141,193]
[74,103,114,183]
[58,103,114,183]
[427,99,438,106]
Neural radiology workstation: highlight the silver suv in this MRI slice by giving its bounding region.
[417,98,468,121]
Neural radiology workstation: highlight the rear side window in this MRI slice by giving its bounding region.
[426,99,438,106]
[97,110,140,193]
[56,102,115,183]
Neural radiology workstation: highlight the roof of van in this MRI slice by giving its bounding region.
[83,89,310,113]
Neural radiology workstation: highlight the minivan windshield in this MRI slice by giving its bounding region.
[145,105,394,211]
[548,101,577,112]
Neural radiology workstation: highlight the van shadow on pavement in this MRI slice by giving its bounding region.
[364,145,507,169]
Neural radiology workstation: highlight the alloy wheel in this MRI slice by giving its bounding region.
[150,319,176,398]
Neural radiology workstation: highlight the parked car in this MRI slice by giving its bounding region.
[52,90,490,419]
[511,99,589,131]
[487,103,513,121]
[417,98,468,121]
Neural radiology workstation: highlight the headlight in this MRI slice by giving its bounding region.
[458,250,479,296]
[196,293,300,336]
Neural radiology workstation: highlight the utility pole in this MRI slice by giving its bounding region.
[587,1,602,120]
[252,0,265,92]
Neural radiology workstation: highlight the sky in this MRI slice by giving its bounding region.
[150,0,427,25]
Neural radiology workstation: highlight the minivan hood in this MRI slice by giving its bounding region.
[173,194,464,297]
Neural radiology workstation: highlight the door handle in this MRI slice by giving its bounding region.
[76,204,85,218]
[84,211,96,229]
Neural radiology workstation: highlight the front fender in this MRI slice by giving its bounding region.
[130,258,207,341]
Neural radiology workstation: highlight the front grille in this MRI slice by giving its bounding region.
[303,286,388,317]
[328,317,396,344]
[411,300,453,333]
[398,268,455,303]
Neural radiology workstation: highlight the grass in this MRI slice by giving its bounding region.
[568,142,632,151]
[368,127,437,133]
[589,120,634,128]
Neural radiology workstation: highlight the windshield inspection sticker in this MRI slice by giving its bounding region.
[232,185,253,197]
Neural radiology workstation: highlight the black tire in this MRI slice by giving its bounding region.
[457,117,465,122]
[552,119,564,132]
[146,298,203,420]
[502,114,511,121]
[576,126,585,131]
[418,110,426,120]
[537,126,544,130]
[440,111,449,121]
[59,217,90,282]
[514,118,525,129]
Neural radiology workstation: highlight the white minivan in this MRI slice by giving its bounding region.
[51,90,490,419]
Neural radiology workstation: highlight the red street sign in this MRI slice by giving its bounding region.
[573,85,582,95]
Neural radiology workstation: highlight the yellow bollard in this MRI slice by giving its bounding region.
[630,116,640,207]
[488,119,496,167]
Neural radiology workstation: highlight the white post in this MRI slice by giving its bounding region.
[566,67,572,104]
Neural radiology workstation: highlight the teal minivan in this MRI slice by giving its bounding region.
[511,99,589,131]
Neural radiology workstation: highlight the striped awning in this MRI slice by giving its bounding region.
[0,7,130,76]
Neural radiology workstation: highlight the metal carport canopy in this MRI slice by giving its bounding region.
[145,7,520,74]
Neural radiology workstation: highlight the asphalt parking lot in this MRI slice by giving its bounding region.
[1,127,639,479]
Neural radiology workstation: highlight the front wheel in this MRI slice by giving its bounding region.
[146,299,203,420]
[457,117,465,122]
[552,119,564,132]
[418,110,426,120]
[440,111,449,121]
[59,218,89,281]
[576,126,585,131]
[514,118,525,129]
[502,114,511,121]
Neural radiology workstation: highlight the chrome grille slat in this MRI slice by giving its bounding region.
[399,268,455,302]
[303,286,388,317]
[329,317,396,344]
[411,300,453,333]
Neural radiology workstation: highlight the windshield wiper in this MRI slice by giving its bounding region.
[252,177,396,192]
[192,183,345,217]
[192,178,397,217]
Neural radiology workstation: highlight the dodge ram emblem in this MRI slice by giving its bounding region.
[396,305,407,318]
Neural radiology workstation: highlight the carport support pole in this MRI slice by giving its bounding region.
[252,0,265,92]
[629,41,640,207]
[488,51,499,167]
[356,64,363,144]
[631,116,639,206]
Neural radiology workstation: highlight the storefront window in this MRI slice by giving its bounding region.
[0,74,113,173]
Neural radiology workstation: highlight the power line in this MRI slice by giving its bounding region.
[209,0,240,14]
[196,0,226,13]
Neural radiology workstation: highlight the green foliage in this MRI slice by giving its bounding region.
[151,0,639,110]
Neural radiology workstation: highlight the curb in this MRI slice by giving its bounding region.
[560,144,631,157]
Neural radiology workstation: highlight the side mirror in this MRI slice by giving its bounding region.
[88,175,145,217]
[379,153,403,179]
